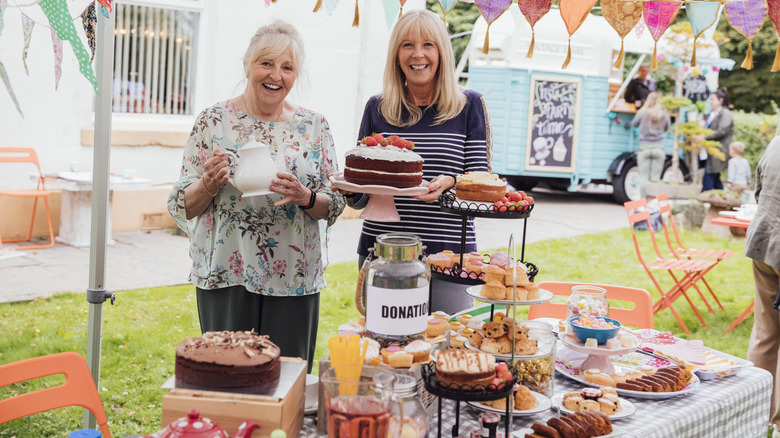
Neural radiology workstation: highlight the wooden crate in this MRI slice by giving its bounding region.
[162,358,305,438]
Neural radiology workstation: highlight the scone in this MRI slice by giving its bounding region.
[481,281,507,300]
[483,266,507,284]
[515,384,537,410]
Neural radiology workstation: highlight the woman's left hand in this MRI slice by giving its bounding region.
[271,171,311,207]
[414,174,455,204]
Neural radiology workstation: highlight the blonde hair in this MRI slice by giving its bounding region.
[243,21,304,78]
[640,91,667,132]
[730,141,745,155]
[379,9,466,127]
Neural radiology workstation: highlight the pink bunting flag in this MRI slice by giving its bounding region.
[517,0,553,58]
[399,0,407,18]
[96,0,112,12]
[726,0,768,70]
[475,0,512,54]
[643,1,683,68]
[50,27,63,90]
[769,0,780,72]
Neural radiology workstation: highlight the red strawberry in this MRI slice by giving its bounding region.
[372,133,384,143]
[526,196,534,204]
[393,137,406,148]
[405,140,415,150]
[496,363,509,375]
[380,139,388,147]
[364,137,378,146]
[500,196,509,204]
[517,190,526,198]
[508,192,522,203]
[361,137,368,145]
[492,202,501,211]
[497,205,508,213]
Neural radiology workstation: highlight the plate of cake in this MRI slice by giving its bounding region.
[550,388,636,420]
[467,386,551,416]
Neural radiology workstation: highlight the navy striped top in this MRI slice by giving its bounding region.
[352,89,493,257]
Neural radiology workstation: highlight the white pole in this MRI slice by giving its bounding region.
[84,3,116,430]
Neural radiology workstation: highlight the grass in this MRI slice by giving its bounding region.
[0,226,755,437]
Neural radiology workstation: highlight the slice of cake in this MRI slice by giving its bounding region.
[435,349,496,389]
[175,330,281,388]
[343,135,424,188]
[455,171,506,202]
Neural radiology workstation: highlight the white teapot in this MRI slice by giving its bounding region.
[225,135,280,196]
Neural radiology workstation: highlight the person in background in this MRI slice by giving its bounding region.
[344,9,491,314]
[701,88,733,192]
[745,137,780,438]
[630,91,670,198]
[624,64,657,109]
[726,141,751,197]
[167,21,345,372]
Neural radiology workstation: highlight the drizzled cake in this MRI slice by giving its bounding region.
[435,349,496,388]
[175,330,281,388]
[344,135,424,188]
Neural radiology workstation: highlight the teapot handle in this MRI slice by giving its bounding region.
[222,149,238,186]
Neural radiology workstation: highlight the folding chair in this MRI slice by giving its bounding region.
[0,147,55,250]
[656,193,733,313]
[0,352,112,438]
[624,199,718,335]
[528,281,654,329]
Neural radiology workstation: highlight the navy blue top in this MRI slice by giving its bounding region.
[352,89,492,257]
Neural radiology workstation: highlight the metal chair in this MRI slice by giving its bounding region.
[0,352,112,437]
[0,147,55,250]
[624,199,718,334]
[528,281,655,329]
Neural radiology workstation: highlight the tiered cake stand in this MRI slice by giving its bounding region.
[559,330,639,375]
[329,174,429,221]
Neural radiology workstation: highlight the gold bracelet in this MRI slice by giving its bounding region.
[202,177,218,197]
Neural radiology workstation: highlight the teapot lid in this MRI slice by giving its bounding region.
[164,409,224,437]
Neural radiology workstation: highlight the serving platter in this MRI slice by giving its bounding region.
[328,173,429,221]
[465,336,555,361]
[555,362,700,400]
[466,390,551,416]
[465,285,554,306]
[518,424,627,437]
[549,394,636,420]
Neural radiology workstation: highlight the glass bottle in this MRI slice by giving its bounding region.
[566,285,609,324]
[389,374,430,438]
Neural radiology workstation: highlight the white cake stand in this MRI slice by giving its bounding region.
[329,173,429,222]
[559,331,638,375]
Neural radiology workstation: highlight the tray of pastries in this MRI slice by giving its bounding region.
[421,350,518,401]
[521,411,625,437]
[550,387,636,420]
[439,172,535,218]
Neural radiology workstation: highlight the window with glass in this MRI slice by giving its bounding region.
[112,3,199,115]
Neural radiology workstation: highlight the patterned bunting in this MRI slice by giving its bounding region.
[96,0,111,13]
[325,0,339,16]
[1,2,23,116]
[601,0,642,68]
[50,27,62,90]
[381,0,400,28]
[352,0,359,26]
[686,2,721,67]
[559,0,598,69]
[399,0,407,18]
[437,0,458,23]
[39,0,98,91]
[517,0,553,58]
[80,3,96,62]
[21,13,34,74]
[725,0,768,70]
[769,0,780,72]
[475,0,511,54]
[644,1,682,69]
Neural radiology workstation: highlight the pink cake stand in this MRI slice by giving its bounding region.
[329,174,429,222]
[559,330,638,375]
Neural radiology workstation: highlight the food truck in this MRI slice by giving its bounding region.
[464,8,731,203]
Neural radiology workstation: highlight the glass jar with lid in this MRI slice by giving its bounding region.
[389,374,430,438]
[365,233,430,346]
[512,320,556,397]
[566,285,609,324]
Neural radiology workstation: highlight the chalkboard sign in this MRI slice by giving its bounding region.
[525,76,581,173]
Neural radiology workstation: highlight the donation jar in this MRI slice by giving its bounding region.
[365,233,430,346]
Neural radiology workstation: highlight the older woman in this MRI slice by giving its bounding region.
[168,21,345,372]
[347,9,492,314]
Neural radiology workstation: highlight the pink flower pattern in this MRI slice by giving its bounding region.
[229,251,244,276]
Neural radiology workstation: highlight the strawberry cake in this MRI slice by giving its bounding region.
[344,134,424,188]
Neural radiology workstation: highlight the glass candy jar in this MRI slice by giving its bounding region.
[566,285,609,325]
[512,320,556,397]
[389,375,430,438]
[365,233,430,346]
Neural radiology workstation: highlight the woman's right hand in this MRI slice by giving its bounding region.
[203,147,230,191]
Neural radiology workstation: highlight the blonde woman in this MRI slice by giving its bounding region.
[347,9,492,314]
[631,91,670,198]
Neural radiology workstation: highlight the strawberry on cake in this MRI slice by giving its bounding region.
[344,134,424,188]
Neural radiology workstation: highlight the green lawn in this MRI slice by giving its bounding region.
[0,226,755,437]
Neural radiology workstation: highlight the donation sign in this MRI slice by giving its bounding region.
[365,285,429,336]
[525,76,581,173]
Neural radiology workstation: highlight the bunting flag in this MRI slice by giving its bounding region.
[399,0,407,18]
[382,0,400,28]
[21,13,34,74]
[352,0,359,26]
[601,0,642,68]
[80,2,96,62]
[313,0,322,12]
[39,0,97,91]
[725,0,768,70]
[686,2,721,67]
[769,0,780,72]
[517,0,553,58]
[475,0,511,54]
[50,27,62,89]
[0,0,23,116]
[437,0,458,23]
[325,0,339,16]
[98,4,108,18]
[644,1,682,69]
[96,0,111,13]
[559,0,597,69]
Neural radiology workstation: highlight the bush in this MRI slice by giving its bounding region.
[732,110,777,178]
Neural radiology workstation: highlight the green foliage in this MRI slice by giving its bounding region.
[659,95,692,111]
[679,121,723,161]
[732,110,778,179]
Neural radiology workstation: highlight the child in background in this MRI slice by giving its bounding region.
[726,141,751,197]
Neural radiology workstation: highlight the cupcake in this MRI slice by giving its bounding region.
[381,345,403,364]
[427,253,451,272]
[426,317,449,337]
[360,338,380,365]
[338,322,364,336]
[403,340,432,363]
[457,314,475,326]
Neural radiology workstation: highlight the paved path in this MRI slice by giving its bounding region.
[0,187,627,303]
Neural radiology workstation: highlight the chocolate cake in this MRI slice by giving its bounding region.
[344,138,423,188]
[175,331,281,388]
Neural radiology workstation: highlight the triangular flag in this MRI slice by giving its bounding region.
[559,0,598,68]
[325,0,339,16]
[726,0,768,70]
[686,2,721,67]
[601,0,642,68]
[50,27,63,90]
[0,3,23,117]
[437,0,458,23]
[21,13,35,75]
[80,3,96,62]
[399,0,407,18]
[352,0,359,27]
[768,0,780,72]
[475,0,511,54]
[96,0,112,13]
[39,0,98,92]
[644,1,683,69]
[517,0,553,58]
[382,0,400,28]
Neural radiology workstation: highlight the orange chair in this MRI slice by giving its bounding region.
[528,281,655,329]
[624,199,718,335]
[655,193,732,313]
[0,147,55,250]
[0,352,112,438]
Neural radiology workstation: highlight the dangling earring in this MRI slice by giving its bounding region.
[404,79,407,87]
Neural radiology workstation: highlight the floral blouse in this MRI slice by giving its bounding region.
[168,100,345,296]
